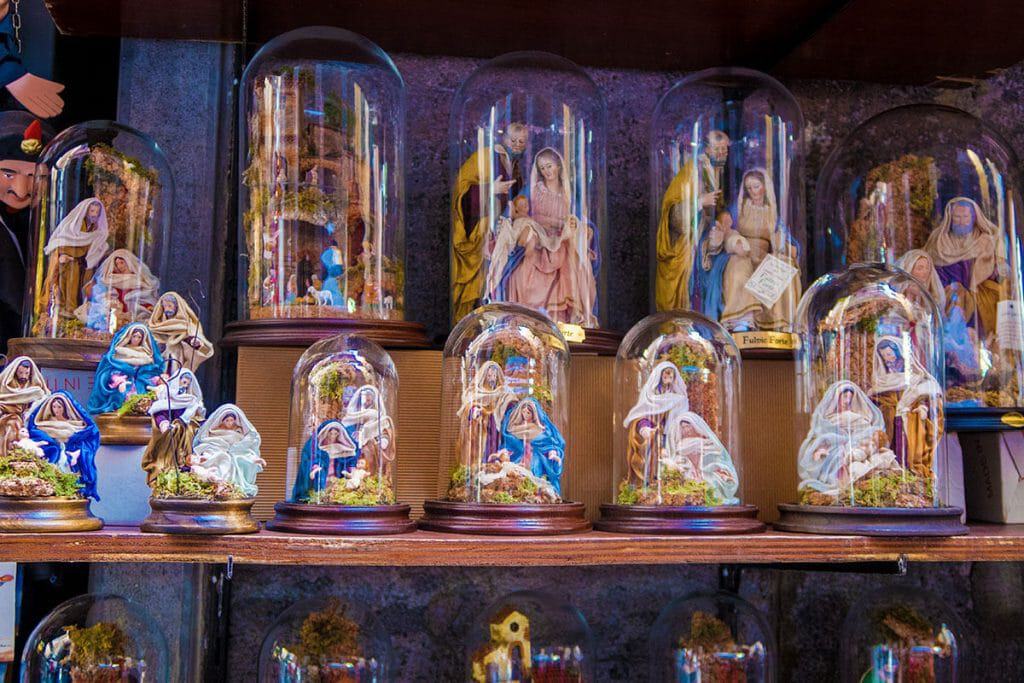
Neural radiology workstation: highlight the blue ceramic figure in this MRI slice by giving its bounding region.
[500,397,565,494]
[291,419,360,502]
[87,322,164,415]
[26,391,100,499]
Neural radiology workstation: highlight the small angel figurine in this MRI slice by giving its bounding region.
[87,323,164,415]
[26,392,100,499]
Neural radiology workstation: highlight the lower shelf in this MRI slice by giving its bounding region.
[0,525,1023,565]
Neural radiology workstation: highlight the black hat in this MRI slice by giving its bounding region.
[0,111,52,162]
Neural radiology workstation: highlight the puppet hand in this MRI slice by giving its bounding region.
[57,254,72,264]
[6,73,65,119]
[639,426,654,440]
[700,190,720,208]
[68,450,80,466]
[309,464,321,478]
[493,175,515,195]
[547,452,562,465]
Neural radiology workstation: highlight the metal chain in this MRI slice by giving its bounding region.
[11,0,21,54]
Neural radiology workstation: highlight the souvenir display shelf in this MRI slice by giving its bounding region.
[0,524,1023,565]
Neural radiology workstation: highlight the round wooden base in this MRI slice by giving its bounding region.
[0,497,102,532]
[775,503,968,536]
[140,497,259,535]
[93,414,151,446]
[6,337,107,371]
[595,503,765,535]
[220,318,430,349]
[568,327,623,356]
[418,500,591,535]
[265,502,415,535]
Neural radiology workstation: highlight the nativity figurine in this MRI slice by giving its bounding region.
[0,355,49,456]
[38,198,110,326]
[188,405,265,498]
[87,323,165,415]
[74,248,160,333]
[26,391,100,500]
[141,367,205,487]
[147,292,213,371]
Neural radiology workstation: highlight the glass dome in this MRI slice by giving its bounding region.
[448,51,607,334]
[793,264,950,510]
[465,590,593,682]
[440,303,570,504]
[23,120,172,343]
[649,591,773,682]
[815,104,1024,409]
[651,68,805,350]
[257,597,390,682]
[613,311,742,507]
[20,593,168,682]
[285,334,398,505]
[238,26,406,325]
[840,588,963,683]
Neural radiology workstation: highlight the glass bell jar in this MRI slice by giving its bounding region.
[20,593,169,682]
[267,333,414,535]
[448,51,614,352]
[840,587,963,683]
[650,67,805,353]
[775,263,967,536]
[18,120,172,360]
[465,590,594,683]
[649,591,773,682]
[232,26,426,347]
[257,597,391,682]
[815,104,1024,416]
[595,310,765,534]
[419,303,589,534]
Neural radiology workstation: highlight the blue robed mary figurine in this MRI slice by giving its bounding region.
[292,419,360,502]
[87,322,165,414]
[499,396,565,495]
[26,391,100,499]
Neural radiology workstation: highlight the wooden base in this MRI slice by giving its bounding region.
[775,503,969,536]
[6,337,107,371]
[265,502,415,535]
[567,327,622,356]
[140,497,259,535]
[94,414,151,446]
[220,318,430,349]
[418,500,591,535]
[0,497,102,532]
[595,503,766,535]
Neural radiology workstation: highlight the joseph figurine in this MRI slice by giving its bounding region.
[39,198,110,321]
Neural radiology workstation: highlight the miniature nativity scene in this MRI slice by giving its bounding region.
[775,264,967,536]
[419,303,589,534]
[595,310,764,534]
[266,333,414,535]
[449,51,618,353]
[652,68,805,354]
[815,103,1024,420]
[0,355,102,531]
[229,26,426,347]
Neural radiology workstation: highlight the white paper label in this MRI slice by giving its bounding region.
[744,253,798,308]
[998,300,1024,351]
[0,563,15,662]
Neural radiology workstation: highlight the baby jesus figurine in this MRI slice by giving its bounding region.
[341,457,372,491]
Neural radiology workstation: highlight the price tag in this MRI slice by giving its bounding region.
[0,564,15,662]
[743,253,798,308]
[998,300,1024,351]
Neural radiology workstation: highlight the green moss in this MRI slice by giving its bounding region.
[116,390,155,417]
[449,464,469,490]
[152,470,244,500]
[65,622,129,670]
[491,492,516,503]
[85,143,161,186]
[316,475,394,506]
[290,599,362,664]
[0,449,84,498]
[661,467,722,506]
[312,363,348,404]
[681,611,736,652]
[851,470,933,508]
[666,344,707,376]
[854,314,880,335]
[616,480,640,505]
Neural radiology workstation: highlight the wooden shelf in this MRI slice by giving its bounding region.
[1,525,1024,566]
[44,0,1024,84]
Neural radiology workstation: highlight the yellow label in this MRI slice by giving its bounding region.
[1000,412,1024,428]
[731,331,799,350]
[558,323,587,343]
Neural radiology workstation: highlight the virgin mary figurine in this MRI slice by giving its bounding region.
[292,420,359,502]
[622,361,690,487]
[719,168,801,333]
[74,248,161,332]
[663,406,738,505]
[868,337,943,479]
[0,356,49,455]
[500,397,566,495]
[87,323,165,415]
[141,367,205,486]
[190,404,265,497]
[797,380,897,499]
[26,391,100,500]
[147,292,214,372]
